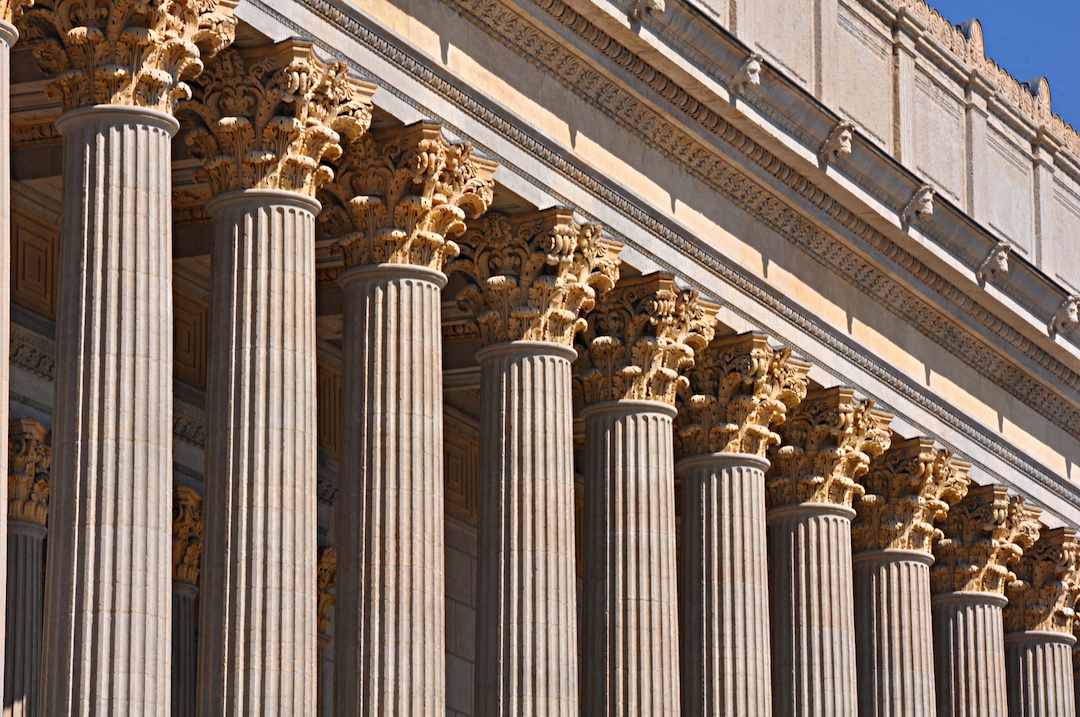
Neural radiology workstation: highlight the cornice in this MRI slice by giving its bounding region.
[243,0,1080,518]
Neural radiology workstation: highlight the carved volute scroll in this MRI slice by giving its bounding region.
[931,485,1042,595]
[172,486,202,586]
[16,0,237,113]
[574,273,717,405]
[317,546,337,638]
[320,121,497,272]
[8,419,50,526]
[674,332,810,458]
[852,437,971,554]
[765,387,893,509]
[451,208,621,347]
[181,40,376,198]
[1004,527,1080,634]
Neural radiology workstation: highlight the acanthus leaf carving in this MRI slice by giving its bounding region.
[8,418,50,526]
[1005,527,1080,634]
[450,208,621,347]
[766,387,893,508]
[172,486,202,586]
[575,273,716,405]
[180,40,375,197]
[675,332,810,458]
[321,121,497,272]
[317,545,337,638]
[931,485,1041,595]
[852,437,971,553]
[16,0,238,113]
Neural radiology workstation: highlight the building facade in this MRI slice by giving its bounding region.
[1,0,1080,715]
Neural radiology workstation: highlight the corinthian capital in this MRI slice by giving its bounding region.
[574,273,716,405]
[766,388,892,508]
[17,0,236,113]
[182,40,375,197]
[8,419,50,526]
[852,438,971,553]
[172,486,202,586]
[675,332,810,457]
[931,485,1041,595]
[317,546,337,637]
[1005,528,1080,634]
[451,208,621,347]
[321,121,497,272]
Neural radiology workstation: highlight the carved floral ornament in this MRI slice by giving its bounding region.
[450,208,621,347]
[16,0,237,113]
[8,419,50,526]
[674,332,810,458]
[320,121,497,272]
[574,273,716,405]
[765,387,893,508]
[181,40,375,198]
[172,486,202,586]
[852,438,971,554]
[930,484,1041,595]
[1004,528,1080,634]
[317,545,337,637]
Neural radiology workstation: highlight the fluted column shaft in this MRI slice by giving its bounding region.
[476,341,579,717]
[582,401,680,716]
[677,453,772,717]
[197,190,319,716]
[43,105,176,716]
[853,550,936,717]
[932,592,1009,717]
[334,264,445,716]
[0,22,14,705]
[172,581,197,717]
[768,503,858,716]
[4,522,45,717]
[1005,632,1077,717]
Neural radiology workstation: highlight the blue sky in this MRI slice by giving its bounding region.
[929,1,1080,126]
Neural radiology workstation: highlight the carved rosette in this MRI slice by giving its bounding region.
[172,486,202,586]
[852,438,971,553]
[16,0,237,113]
[451,208,621,347]
[931,485,1042,595]
[575,273,716,405]
[8,419,50,526]
[321,121,497,272]
[317,545,337,638]
[765,387,892,508]
[181,40,375,197]
[1004,528,1080,634]
[674,332,810,458]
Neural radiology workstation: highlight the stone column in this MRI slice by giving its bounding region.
[931,485,1042,717]
[317,546,337,717]
[765,387,893,717]
[14,1,236,709]
[1003,527,1079,717]
[320,122,494,717]
[171,488,202,717]
[182,42,373,717]
[851,438,971,717]
[451,209,619,717]
[4,420,49,717]
[575,274,717,717]
[673,333,810,717]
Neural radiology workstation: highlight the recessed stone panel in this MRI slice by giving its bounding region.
[445,413,479,526]
[11,207,57,319]
[750,0,814,88]
[986,127,1034,253]
[173,290,208,390]
[317,363,341,460]
[836,2,892,148]
[914,66,966,203]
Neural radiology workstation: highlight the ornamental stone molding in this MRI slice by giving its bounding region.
[575,273,716,405]
[16,0,237,113]
[730,53,762,95]
[931,485,1042,595]
[818,120,856,165]
[172,486,202,586]
[8,419,49,526]
[976,241,1012,284]
[452,207,621,347]
[900,184,935,226]
[181,40,375,197]
[1049,296,1080,336]
[674,331,810,458]
[317,545,336,638]
[766,387,892,508]
[1004,527,1080,634]
[852,437,971,553]
[322,121,497,272]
